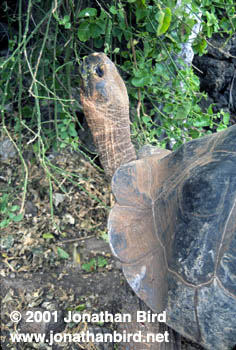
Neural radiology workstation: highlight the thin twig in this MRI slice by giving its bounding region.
[229,70,236,109]
[57,235,96,245]
[2,125,28,214]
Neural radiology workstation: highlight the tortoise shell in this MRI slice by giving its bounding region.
[108,125,236,350]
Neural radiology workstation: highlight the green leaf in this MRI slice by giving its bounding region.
[99,231,109,243]
[43,233,55,240]
[194,38,207,55]
[207,104,213,115]
[139,0,147,7]
[0,219,10,228]
[63,15,70,24]
[223,112,230,125]
[90,23,104,38]
[75,304,86,312]
[217,124,227,131]
[157,8,172,36]
[9,212,15,219]
[82,258,96,272]
[59,142,67,148]
[193,115,210,127]
[10,205,20,212]
[156,10,165,32]
[109,6,117,15]
[176,101,192,119]
[69,123,77,137]
[65,22,71,29]
[189,128,201,139]
[12,213,23,222]
[131,76,150,87]
[78,22,91,42]
[199,39,207,54]
[142,115,152,125]
[135,8,148,22]
[78,8,97,18]
[57,247,70,259]
[97,256,108,268]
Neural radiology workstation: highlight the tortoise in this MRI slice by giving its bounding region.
[79,52,236,350]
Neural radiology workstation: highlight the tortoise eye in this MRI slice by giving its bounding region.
[95,65,104,78]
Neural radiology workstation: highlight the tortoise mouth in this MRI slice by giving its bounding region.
[78,56,91,94]
[79,55,92,78]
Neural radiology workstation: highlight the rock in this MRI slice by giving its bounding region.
[193,32,236,119]
[194,56,234,93]
[0,139,17,160]
[25,200,38,216]
[207,33,236,60]
[19,308,65,337]
[53,193,66,207]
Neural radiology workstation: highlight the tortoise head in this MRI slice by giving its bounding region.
[79,52,136,178]
[80,52,127,105]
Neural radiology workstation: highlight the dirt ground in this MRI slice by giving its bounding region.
[1,144,205,350]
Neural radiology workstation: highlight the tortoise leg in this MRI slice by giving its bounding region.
[118,298,181,350]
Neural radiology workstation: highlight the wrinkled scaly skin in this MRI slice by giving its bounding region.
[79,52,136,178]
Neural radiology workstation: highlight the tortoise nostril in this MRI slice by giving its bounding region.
[95,65,104,78]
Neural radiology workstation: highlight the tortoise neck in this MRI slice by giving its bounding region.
[81,95,137,178]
